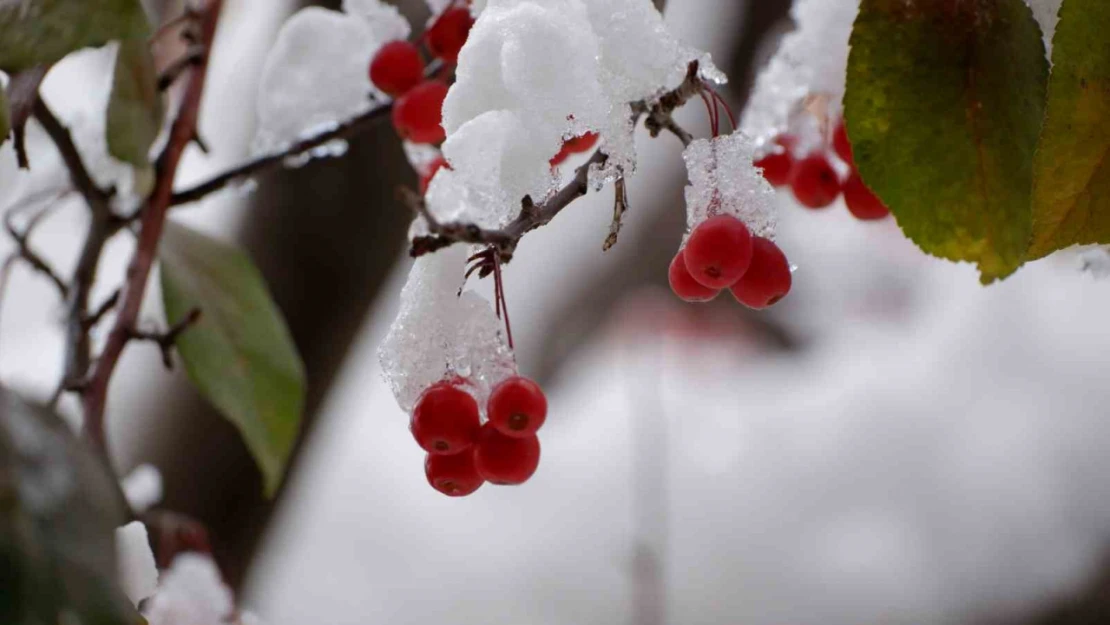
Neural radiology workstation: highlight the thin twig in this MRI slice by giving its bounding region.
[129,307,202,370]
[31,99,113,210]
[81,0,224,455]
[34,99,126,420]
[7,66,50,169]
[4,207,69,296]
[158,47,205,91]
[604,174,630,251]
[408,61,704,261]
[169,60,444,207]
[83,290,121,329]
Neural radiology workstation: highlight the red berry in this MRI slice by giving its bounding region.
[682,215,754,289]
[668,250,719,302]
[392,81,448,144]
[488,376,547,437]
[419,156,449,194]
[730,237,792,309]
[369,40,425,97]
[833,120,853,166]
[426,6,474,63]
[563,132,598,154]
[790,154,841,209]
[842,173,890,221]
[473,424,540,485]
[549,143,572,166]
[411,382,480,455]
[754,136,795,187]
[425,451,484,497]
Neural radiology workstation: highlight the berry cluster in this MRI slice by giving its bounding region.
[369,3,475,148]
[669,214,793,309]
[413,375,548,497]
[755,120,890,221]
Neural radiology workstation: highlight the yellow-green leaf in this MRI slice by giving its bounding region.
[1027,0,1110,259]
[160,222,306,496]
[107,38,163,168]
[0,0,150,73]
[845,0,1049,283]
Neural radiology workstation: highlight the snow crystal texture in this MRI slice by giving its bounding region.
[379,246,516,414]
[684,133,778,240]
[255,2,409,154]
[432,0,722,232]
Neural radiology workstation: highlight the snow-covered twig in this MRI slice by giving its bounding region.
[409,62,705,262]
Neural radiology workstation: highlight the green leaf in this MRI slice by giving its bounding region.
[0,85,9,149]
[845,0,1049,283]
[107,38,163,169]
[159,222,306,496]
[1027,0,1110,259]
[0,0,149,73]
[0,386,141,625]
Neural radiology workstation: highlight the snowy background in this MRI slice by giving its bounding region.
[2,1,1109,624]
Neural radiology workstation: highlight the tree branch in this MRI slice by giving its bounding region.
[81,0,224,455]
[31,99,113,211]
[169,103,392,206]
[169,60,443,208]
[409,61,704,261]
[32,99,123,399]
[129,307,202,370]
[4,206,68,296]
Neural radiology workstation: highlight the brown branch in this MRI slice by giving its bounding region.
[81,0,224,455]
[169,60,442,208]
[169,103,392,206]
[408,61,703,261]
[32,99,124,399]
[409,149,607,262]
[129,307,202,370]
[4,207,68,296]
[604,174,630,251]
